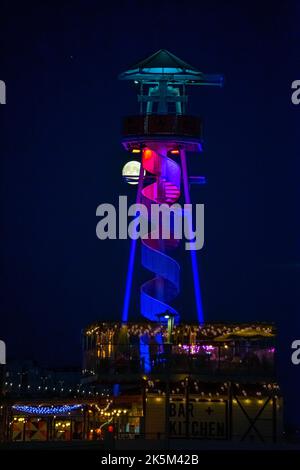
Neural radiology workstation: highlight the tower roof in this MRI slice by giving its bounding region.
[128,49,200,74]
[119,49,223,86]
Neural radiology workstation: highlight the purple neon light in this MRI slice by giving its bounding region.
[180,149,204,324]
[140,147,180,322]
[122,161,144,323]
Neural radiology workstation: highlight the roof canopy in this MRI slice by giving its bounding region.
[119,49,223,86]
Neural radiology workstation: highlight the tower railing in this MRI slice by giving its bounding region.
[122,115,203,138]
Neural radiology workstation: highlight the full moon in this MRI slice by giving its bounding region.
[122,160,144,185]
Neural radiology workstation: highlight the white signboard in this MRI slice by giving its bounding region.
[169,400,227,439]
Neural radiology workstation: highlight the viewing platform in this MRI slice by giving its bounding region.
[82,322,276,384]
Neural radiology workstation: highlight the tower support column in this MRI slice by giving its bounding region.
[121,160,145,323]
[180,148,204,324]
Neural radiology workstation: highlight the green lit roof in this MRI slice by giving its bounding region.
[119,49,223,86]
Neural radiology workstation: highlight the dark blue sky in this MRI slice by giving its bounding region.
[0,0,299,377]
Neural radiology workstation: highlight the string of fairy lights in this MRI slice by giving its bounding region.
[3,380,280,399]
[84,322,275,340]
[144,379,280,400]
[5,379,281,429]
[12,404,82,415]
[3,381,112,397]
[10,400,129,419]
[8,383,280,422]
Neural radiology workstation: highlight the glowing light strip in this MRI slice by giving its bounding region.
[139,337,151,374]
[122,160,144,322]
[12,404,82,415]
[180,149,204,324]
[140,147,180,322]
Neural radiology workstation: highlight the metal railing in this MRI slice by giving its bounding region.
[122,115,203,138]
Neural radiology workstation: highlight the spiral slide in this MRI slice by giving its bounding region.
[140,147,181,323]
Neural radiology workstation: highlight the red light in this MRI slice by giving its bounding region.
[143,148,155,160]
[108,425,114,433]
[170,149,180,155]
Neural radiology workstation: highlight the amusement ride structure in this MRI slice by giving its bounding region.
[0,51,281,445]
[120,49,223,326]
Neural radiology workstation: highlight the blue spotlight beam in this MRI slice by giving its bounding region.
[121,159,145,323]
[180,149,204,324]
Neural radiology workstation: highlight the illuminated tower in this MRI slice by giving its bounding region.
[120,49,223,325]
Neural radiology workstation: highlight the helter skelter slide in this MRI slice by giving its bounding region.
[120,49,223,327]
[141,146,181,323]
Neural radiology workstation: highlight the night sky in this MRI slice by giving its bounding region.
[1,0,299,419]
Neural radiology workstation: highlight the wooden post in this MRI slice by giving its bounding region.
[4,406,10,442]
[46,417,50,441]
[272,396,277,443]
[142,380,146,438]
[87,409,90,440]
[23,419,26,442]
[185,377,190,438]
[228,381,233,440]
[51,417,54,440]
[165,378,170,441]
[83,408,87,440]
[1,404,8,442]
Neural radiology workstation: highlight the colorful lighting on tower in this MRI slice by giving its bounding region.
[12,404,82,415]
[119,49,223,325]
